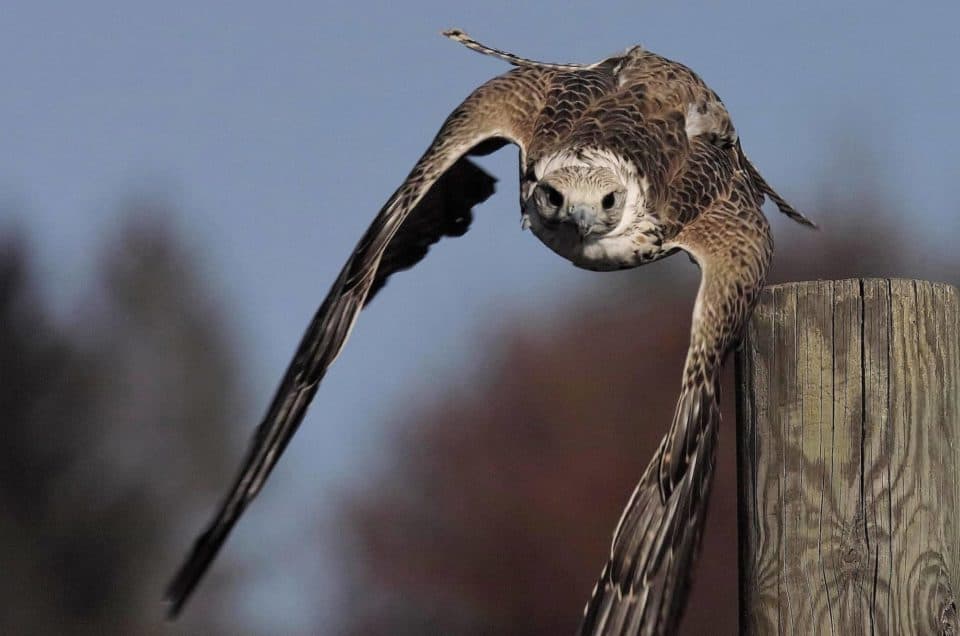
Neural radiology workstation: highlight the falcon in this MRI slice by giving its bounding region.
[166,30,815,634]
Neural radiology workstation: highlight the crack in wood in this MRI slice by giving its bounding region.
[736,279,960,634]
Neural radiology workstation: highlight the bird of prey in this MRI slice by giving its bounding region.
[166,30,814,633]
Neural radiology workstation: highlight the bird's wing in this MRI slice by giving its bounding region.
[165,64,553,617]
[613,47,817,230]
[579,155,773,635]
[579,383,720,636]
[737,140,818,228]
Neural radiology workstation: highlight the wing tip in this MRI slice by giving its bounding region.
[164,594,186,621]
[163,557,203,620]
[163,524,227,620]
[780,206,819,230]
[164,576,191,620]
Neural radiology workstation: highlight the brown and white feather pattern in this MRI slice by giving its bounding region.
[580,158,774,636]
[165,30,811,631]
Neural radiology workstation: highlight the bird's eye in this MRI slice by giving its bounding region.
[542,185,564,208]
[602,192,617,210]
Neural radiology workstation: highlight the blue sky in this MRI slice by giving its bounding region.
[3,1,958,632]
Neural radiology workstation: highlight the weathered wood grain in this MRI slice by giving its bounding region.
[736,279,960,635]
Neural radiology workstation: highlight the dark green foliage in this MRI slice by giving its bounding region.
[0,209,244,635]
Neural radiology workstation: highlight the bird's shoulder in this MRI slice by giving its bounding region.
[612,49,719,107]
[604,48,737,148]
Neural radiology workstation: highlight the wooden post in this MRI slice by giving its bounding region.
[735,279,960,634]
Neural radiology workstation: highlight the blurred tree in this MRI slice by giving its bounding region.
[338,186,958,635]
[0,204,246,635]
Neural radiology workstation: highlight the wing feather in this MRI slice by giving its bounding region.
[367,156,497,301]
[579,168,773,634]
[165,69,547,617]
[579,385,719,636]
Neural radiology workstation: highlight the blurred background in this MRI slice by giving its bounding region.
[2,2,958,634]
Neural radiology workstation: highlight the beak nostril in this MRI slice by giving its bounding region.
[570,208,593,238]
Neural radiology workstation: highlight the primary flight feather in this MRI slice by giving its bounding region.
[166,30,814,634]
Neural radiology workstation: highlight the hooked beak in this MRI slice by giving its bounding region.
[569,205,595,239]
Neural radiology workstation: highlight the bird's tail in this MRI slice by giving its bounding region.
[442,28,589,71]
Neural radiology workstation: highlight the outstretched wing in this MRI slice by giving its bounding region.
[579,160,773,635]
[165,66,551,617]
[580,385,720,636]
[367,156,498,301]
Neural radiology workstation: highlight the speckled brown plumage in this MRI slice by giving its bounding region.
[165,30,814,630]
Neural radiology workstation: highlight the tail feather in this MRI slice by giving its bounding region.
[443,28,589,71]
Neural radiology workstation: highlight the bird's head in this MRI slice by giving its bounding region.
[525,166,627,240]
